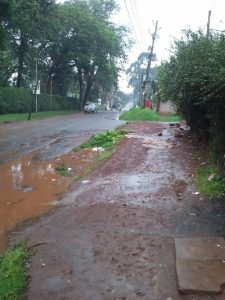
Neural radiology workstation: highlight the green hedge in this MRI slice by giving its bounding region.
[0,87,79,114]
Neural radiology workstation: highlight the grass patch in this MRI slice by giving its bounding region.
[195,165,225,198]
[55,165,71,177]
[119,108,160,121]
[0,242,30,300]
[159,113,181,122]
[71,129,128,181]
[95,148,115,162]
[74,129,128,151]
[119,108,180,123]
[0,110,77,123]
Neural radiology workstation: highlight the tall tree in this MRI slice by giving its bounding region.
[127,52,156,102]
[6,0,56,87]
[47,0,128,108]
[0,0,11,50]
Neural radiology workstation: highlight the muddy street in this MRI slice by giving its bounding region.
[10,122,225,299]
[0,111,123,250]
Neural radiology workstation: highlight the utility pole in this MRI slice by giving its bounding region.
[142,21,159,107]
[35,58,38,113]
[207,10,211,37]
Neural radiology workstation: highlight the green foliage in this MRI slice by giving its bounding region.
[77,129,128,150]
[0,0,129,109]
[159,113,181,122]
[55,165,71,177]
[0,242,29,300]
[0,111,77,123]
[0,87,79,114]
[157,30,225,171]
[119,108,160,121]
[95,149,114,162]
[195,165,225,198]
[0,87,31,114]
[0,0,11,50]
[127,52,157,102]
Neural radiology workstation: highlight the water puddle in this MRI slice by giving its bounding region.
[172,180,188,201]
[0,148,99,252]
[127,126,185,149]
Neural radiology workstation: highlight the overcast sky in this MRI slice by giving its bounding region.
[115,0,225,91]
[57,0,225,92]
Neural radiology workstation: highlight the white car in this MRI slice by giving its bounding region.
[84,102,98,113]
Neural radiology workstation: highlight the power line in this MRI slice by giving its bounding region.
[132,0,145,36]
[129,0,145,45]
[123,0,142,46]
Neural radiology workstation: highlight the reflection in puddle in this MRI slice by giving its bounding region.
[0,148,98,252]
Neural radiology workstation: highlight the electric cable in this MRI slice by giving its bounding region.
[123,0,142,47]
[129,0,145,46]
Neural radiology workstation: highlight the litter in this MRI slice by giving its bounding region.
[92,147,105,152]
[82,180,90,184]
[208,174,215,181]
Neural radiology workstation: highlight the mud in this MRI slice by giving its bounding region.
[10,121,225,300]
[0,148,100,251]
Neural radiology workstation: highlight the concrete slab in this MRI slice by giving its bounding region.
[175,237,225,293]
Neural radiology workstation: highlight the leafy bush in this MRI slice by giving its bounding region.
[0,87,79,114]
[0,87,31,114]
[79,129,128,149]
[157,30,225,172]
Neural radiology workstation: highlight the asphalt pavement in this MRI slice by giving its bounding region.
[0,111,124,163]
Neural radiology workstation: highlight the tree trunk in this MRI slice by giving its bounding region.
[27,94,34,121]
[78,69,84,110]
[45,75,51,94]
[84,76,93,105]
[16,32,27,88]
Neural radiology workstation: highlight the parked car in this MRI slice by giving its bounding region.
[84,102,98,113]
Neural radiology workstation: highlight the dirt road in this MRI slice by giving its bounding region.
[11,122,225,300]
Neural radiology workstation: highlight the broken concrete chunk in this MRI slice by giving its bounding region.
[175,237,225,294]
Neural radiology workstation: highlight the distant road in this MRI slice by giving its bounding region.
[0,111,124,163]
[122,102,134,111]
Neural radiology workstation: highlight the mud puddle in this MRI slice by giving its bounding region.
[0,147,100,252]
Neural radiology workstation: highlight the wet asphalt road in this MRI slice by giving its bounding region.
[0,111,124,163]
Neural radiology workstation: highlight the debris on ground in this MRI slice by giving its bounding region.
[9,121,225,300]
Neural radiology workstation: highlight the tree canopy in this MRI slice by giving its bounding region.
[127,52,157,104]
[0,0,129,108]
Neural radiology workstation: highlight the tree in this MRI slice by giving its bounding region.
[0,0,130,112]
[0,0,11,50]
[47,0,128,109]
[127,52,156,104]
[5,0,56,87]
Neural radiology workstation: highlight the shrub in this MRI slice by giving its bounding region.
[157,30,225,172]
[0,87,79,114]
